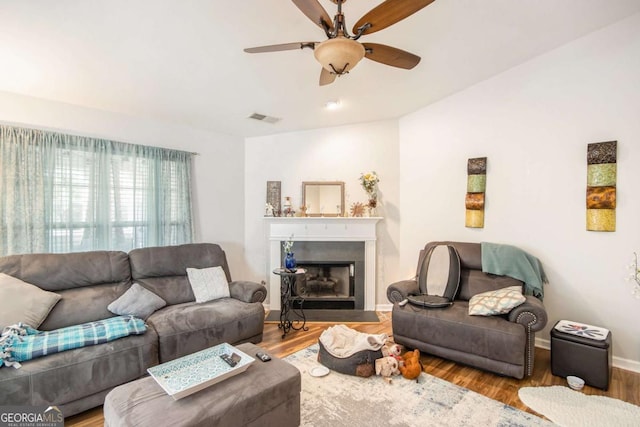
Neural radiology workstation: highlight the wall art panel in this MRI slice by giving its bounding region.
[586,141,616,231]
[465,157,487,228]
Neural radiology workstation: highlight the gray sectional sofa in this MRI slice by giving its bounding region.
[0,243,267,417]
[388,241,548,379]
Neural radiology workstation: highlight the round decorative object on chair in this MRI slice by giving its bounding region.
[408,244,461,308]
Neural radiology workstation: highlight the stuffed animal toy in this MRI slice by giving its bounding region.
[399,349,422,381]
[381,342,403,366]
[375,356,400,383]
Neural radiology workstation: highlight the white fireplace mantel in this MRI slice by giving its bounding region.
[264,217,381,311]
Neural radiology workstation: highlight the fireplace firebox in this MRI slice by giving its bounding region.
[292,262,355,309]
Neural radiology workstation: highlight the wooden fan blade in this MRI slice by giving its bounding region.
[353,0,435,35]
[292,0,334,31]
[244,42,317,53]
[319,67,337,86]
[363,43,421,69]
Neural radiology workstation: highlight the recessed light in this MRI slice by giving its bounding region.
[325,100,341,110]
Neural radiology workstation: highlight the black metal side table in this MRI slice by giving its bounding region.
[272,268,308,339]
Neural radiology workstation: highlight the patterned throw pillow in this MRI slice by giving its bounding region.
[186,266,230,303]
[468,285,526,316]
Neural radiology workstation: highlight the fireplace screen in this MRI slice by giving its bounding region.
[293,262,355,309]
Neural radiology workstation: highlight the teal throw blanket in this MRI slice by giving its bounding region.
[481,242,547,300]
[0,315,146,368]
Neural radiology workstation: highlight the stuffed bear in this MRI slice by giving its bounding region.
[399,349,422,381]
[381,342,403,361]
[375,356,400,383]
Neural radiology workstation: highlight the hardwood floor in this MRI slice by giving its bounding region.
[66,312,640,426]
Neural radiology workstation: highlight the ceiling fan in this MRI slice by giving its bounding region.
[244,0,436,86]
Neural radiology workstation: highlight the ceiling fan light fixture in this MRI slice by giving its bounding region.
[314,37,365,75]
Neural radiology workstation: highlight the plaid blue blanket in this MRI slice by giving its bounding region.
[0,315,146,368]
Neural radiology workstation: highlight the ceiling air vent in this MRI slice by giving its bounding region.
[248,112,281,124]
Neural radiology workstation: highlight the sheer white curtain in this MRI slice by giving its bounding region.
[0,125,194,256]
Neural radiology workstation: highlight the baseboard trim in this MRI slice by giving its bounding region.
[376,303,393,312]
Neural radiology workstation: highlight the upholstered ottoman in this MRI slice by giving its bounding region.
[550,320,612,390]
[104,343,301,427]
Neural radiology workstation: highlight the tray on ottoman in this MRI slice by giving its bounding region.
[147,342,254,400]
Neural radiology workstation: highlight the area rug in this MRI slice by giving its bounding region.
[284,345,553,427]
[518,386,640,427]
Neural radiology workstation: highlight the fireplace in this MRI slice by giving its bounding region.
[284,240,365,310]
[293,263,354,309]
[265,217,381,312]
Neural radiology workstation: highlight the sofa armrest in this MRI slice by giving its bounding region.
[387,279,419,303]
[508,295,548,332]
[229,280,267,303]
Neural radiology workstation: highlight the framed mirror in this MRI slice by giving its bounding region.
[302,181,345,217]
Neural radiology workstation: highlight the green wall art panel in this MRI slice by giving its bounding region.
[586,141,616,232]
[467,174,486,193]
[587,163,616,187]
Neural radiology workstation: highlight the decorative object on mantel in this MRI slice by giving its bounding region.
[465,157,487,228]
[360,171,380,217]
[627,252,640,299]
[350,202,366,217]
[283,235,296,270]
[586,141,617,231]
[266,181,281,217]
[265,203,274,217]
[283,196,295,217]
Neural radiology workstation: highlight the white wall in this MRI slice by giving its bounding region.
[244,120,400,307]
[0,91,247,274]
[399,13,640,368]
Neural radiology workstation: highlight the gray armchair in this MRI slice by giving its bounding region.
[388,241,547,379]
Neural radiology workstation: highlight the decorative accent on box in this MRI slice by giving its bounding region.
[266,181,281,216]
[586,141,616,231]
[553,320,609,341]
[465,157,487,228]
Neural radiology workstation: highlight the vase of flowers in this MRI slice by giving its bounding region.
[283,235,296,270]
[360,171,380,216]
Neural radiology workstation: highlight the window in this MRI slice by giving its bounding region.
[0,125,194,255]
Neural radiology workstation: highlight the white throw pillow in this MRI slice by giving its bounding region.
[0,273,62,329]
[468,285,526,316]
[186,266,230,303]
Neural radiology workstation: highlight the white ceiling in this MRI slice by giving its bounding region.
[1,0,639,138]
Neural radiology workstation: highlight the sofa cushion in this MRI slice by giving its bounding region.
[458,269,524,301]
[186,266,230,303]
[468,286,526,316]
[129,243,231,305]
[0,251,132,330]
[147,298,265,363]
[108,283,166,319]
[0,273,61,330]
[392,301,526,366]
[0,328,158,408]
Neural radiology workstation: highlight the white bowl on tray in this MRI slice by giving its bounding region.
[567,375,585,390]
